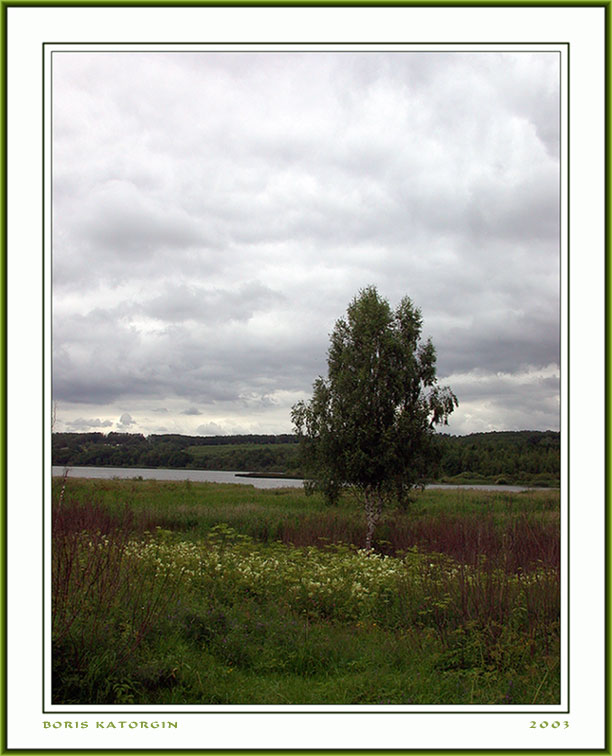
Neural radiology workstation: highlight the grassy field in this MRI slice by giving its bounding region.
[51,477,560,705]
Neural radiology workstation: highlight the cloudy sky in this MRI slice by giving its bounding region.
[52,50,560,438]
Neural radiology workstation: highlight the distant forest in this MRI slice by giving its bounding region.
[52,430,560,487]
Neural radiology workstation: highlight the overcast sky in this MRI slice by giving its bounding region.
[52,50,560,438]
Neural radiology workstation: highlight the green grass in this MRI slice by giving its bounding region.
[51,478,560,706]
[438,471,559,488]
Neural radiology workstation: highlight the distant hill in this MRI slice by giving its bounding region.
[435,430,559,486]
[52,432,301,475]
[52,429,560,486]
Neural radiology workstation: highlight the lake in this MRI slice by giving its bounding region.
[51,466,297,489]
[51,466,548,492]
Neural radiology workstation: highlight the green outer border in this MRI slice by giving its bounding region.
[1,1,606,752]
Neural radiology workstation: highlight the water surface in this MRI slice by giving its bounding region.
[52,466,548,492]
[52,466,296,489]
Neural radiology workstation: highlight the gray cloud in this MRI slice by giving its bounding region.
[182,407,202,415]
[65,417,113,430]
[141,281,284,325]
[196,421,227,436]
[73,179,204,255]
[117,412,136,429]
[52,50,560,436]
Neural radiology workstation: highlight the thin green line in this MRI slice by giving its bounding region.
[604,3,611,754]
[44,43,570,47]
[41,40,45,718]
[41,707,571,714]
[565,39,570,715]
[1,1,610,6]
[1,0,6,752]
[2,0,612,7]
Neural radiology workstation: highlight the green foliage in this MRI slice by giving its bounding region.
[292,287,457,546]
[51,496,183,704]
[51,432,300,472]
[51,478,559,705]
[51,477,560,569]
[185,442,300,475]
[436,431,560,485]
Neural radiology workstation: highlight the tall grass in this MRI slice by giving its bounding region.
[51,478,559,569]
[52,491,180,703]
[50,477,560,705]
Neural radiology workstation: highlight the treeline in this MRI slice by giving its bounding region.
[52,430,560,485]
[437,431,560,485]
[51,432,298,472]
[185,442,301,476]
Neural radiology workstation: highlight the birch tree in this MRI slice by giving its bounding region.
[292,286,458,550]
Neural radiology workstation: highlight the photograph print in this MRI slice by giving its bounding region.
[51,49,561,707]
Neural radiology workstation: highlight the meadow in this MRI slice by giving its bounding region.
[52,477,560,705]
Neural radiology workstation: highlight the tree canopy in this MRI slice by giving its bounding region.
[291,286,458,549]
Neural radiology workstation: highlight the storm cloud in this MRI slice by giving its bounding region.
[52,50,560,436]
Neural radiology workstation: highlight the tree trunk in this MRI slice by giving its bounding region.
[364,489,383,551]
